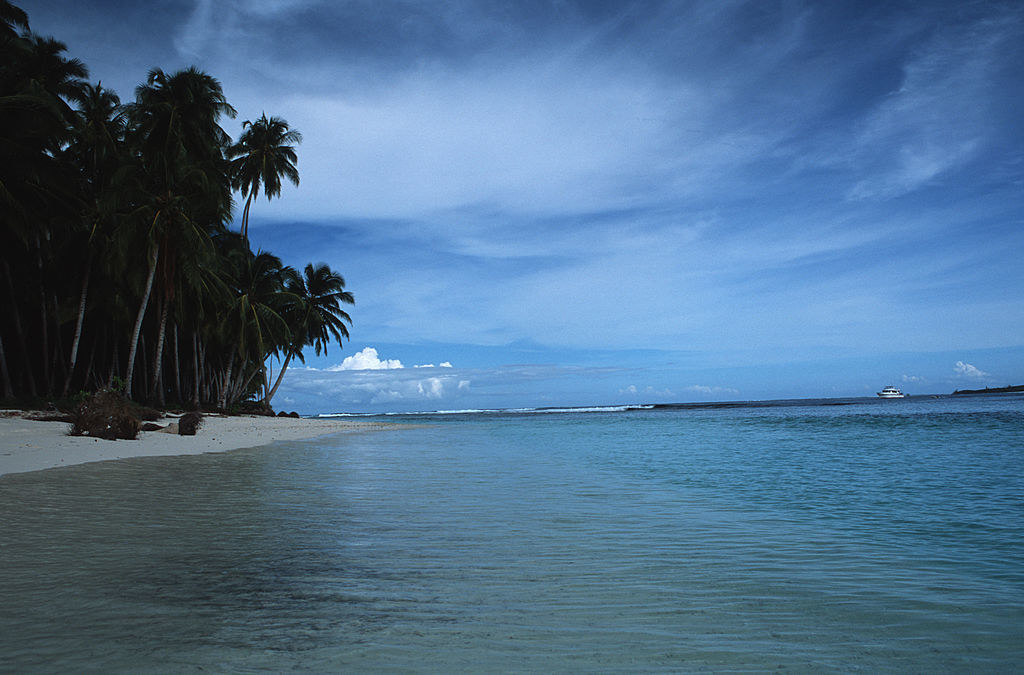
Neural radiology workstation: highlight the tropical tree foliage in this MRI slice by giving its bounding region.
[265,263,354,407]
[227,113,302,242]
[0,2,353,409]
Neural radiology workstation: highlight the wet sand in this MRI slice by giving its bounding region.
[0,411,391,476]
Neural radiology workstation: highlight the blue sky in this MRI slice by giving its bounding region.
[22,0,1024,412]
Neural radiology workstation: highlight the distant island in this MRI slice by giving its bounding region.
[951,384,1024,395]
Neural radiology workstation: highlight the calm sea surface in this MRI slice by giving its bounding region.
[2,394,1023,671]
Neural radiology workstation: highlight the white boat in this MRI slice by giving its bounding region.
[877,385,905,398]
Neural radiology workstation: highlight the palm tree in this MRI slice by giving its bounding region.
[0,31,88,241]
[60,82,125,396]
[226,113,301,241]
[264,262,353,407]
[130,67,235,173]
[121,66,235,399]
[0,24,89,396]
[21,35,87,117]
[217,245,292,408]
[0,1,28,39]
[0,3,345,407]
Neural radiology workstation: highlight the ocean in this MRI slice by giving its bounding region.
[1,394,1022,671]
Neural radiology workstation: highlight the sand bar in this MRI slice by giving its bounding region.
[0,411,391,477]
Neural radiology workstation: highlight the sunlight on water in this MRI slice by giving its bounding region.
[2,395,1022,671]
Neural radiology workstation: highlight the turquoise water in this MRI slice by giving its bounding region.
[1,395,1022,671]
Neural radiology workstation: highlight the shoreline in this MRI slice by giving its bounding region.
[0,411,394,477]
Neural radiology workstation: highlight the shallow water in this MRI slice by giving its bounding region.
[2,395,1022,671]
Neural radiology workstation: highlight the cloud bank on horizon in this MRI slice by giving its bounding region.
[21,0,1024,411]
[954,361,990,379]
[325,347,453,371]
[275,346,1004,413]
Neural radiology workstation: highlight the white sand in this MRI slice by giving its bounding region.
[0,411,392,477]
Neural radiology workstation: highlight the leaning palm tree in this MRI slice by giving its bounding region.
[226,113,301,242]
[217,247,292,408]
[264,262,353,407]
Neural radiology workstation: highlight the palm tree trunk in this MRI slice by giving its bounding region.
[230,366,259,408]
[3,259,36,396]
[35,236,50,393]
[125,240,160,400]
[232,364,251,408]
[83,337,97,391]
[199,338,210,405]
[192,332,201,407]
[39,300,49,392]
[261,362,270,407]
[49,291,66,394]
[219,352,234,409]
[0,332,13,399]
[240,192,253,241]
[44,292,61,395]
[173,323,182,404]
[62,258,92,397]
[139,333,148,398]
[150,298,169,400]
[107,336,118,389]
[264,350,295,407]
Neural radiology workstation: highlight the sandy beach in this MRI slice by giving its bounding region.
[0,411,390,477]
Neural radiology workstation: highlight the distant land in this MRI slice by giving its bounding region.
[951,384,1024,395]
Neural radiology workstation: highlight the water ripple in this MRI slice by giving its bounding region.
[2,396,1023,670]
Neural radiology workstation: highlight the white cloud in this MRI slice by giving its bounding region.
[840,11,1014,201]
[265,63,678,221]
[174,0,215,59]
[325,348,457,371]
[622,383,738,399]
[901,374,924,383]
[417,378,445,399]
[282,347,470,408]
[954,361,989,379]
[327,347,404,371]
[619,384,675,399]
[685,385,740,396]
[284,367,470,406]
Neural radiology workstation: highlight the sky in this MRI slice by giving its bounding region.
[20,0,1024,413]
